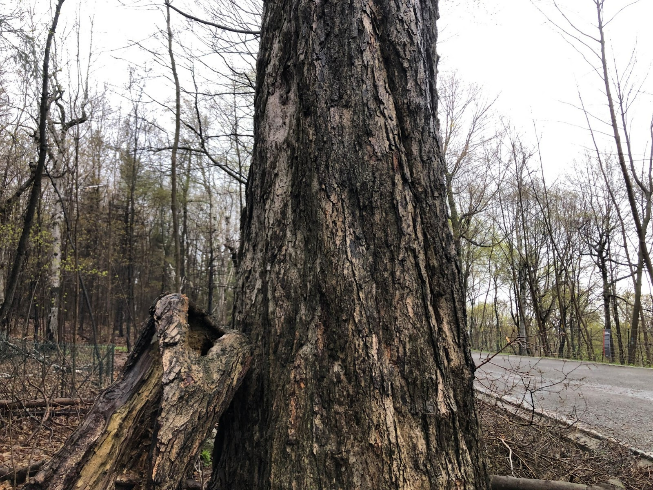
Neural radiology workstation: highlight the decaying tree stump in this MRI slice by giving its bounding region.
[24,293,252,490]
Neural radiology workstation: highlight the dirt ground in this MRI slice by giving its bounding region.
[0,411,85,486]
[1,393,651,488]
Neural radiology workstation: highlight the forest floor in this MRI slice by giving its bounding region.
[479,398,653,490]
[1,370,651,488]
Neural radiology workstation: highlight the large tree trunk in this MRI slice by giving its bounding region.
[24,294,251,490]
[211,0,489,488]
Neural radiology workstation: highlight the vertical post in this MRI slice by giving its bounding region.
[99,345,103,388]
[110,344,114,384]
[603,329,612,362]
[71,342,76,396]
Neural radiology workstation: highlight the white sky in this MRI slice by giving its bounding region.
[439,0,653,180]
[35,0,653,182]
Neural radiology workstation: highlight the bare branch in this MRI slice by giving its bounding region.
[165,1,260,36]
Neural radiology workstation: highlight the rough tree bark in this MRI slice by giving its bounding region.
[23,294,251,490]
[211,0,489,488]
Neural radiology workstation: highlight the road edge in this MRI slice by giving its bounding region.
[475,386,653,464]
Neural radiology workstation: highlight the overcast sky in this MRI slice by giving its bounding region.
[439,0,653,180]
[51,0,653,181]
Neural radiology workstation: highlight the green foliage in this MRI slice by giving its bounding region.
[200,448,212,467]
[60,256,108,277]
[0,222,20,247]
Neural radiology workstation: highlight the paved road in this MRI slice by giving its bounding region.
[473,352,653,455]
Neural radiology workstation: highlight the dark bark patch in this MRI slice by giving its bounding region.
[187,306,222,356]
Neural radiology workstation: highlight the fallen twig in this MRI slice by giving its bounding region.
[0,398,93,410]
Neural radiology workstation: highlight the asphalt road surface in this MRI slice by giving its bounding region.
[473,352,653,455]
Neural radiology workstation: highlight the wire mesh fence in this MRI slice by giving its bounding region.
[0,336,115,403]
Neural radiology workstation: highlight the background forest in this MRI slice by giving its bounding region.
[0,0,651,366]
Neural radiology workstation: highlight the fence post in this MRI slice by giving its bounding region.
[98,345,103,388]
[110,345,115,384]
[72,343,77,397]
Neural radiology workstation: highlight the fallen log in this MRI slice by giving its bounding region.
[23,293,252,490]
[490,475,621,490]
[0,398,93,410]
